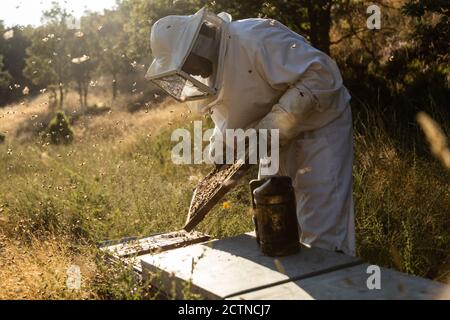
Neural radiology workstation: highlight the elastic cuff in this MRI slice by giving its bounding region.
[292,82,322,112]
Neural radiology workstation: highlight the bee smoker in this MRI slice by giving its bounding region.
[249,176,300,257]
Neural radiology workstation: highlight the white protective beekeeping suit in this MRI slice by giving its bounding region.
[146,8,356,256]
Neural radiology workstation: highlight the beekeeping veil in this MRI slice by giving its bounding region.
[145,8,230,103]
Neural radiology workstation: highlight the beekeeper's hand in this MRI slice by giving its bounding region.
[208,130,247,167]
[208,127,226,168]
[254,82,320,146]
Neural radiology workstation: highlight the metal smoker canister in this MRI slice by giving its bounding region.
[250,176,300,257]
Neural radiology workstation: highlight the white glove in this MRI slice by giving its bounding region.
[255,82,320,146]
[208,127,225,166]
[208,125,258,165]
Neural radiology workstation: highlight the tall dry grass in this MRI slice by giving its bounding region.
[353,108,450,280]
[0,91,449,298]
[0,235,96,299]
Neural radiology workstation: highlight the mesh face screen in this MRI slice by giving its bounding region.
[185,22,220,90]
[152,74,208,101]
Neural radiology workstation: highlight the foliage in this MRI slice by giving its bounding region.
[0,55,11,90]
[330,0,449,155]
[402,0,449,63]
[0,23,34,103]
[23,4,74,109]
[84,10,131,101]
[43,111,74,145]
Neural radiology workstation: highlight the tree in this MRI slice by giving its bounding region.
[24,3,73,109]
[85,10,130,102]
[402,0,450,64]
[0,22,33,105]
[70,51,92,109]
[121,0,204,63]
[205,0,328,53]
[305,0,333,54]
[0,55,11,91]
[69,20,97,109]
[120,0,344,59]
[0,22,10,98]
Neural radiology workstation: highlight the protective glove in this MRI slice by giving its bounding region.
[208,126,256,167]
[254,82,320,146]
[208,127,226,168]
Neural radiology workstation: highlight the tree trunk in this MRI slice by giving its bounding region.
[84,71,90,108]
[78,82,83,108]
[306,0,332,55]
[83,82,88,108]
[112,75,117,101]
[59,85,64,110]
[49,89,57,111]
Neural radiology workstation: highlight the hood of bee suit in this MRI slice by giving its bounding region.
[145,8,232,105]
[146,10,205,80]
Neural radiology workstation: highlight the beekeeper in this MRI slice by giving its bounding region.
[145,8,355,256]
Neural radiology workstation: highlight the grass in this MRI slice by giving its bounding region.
[0,236,96,299]
[354,119,450,280]
[0,91,449,299]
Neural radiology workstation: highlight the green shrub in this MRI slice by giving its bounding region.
[0,133,5,144]
[44,111,74,145]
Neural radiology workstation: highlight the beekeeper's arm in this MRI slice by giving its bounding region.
[209,82,320,160]
[254,83,320,146]
[252,22,343,146]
